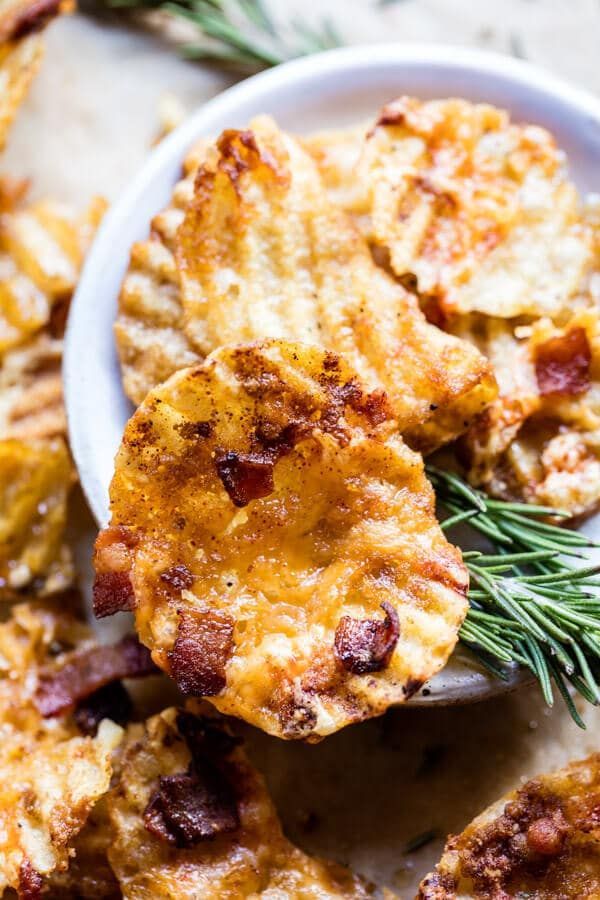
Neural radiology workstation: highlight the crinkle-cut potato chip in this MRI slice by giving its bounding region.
[0,436,74,598]
[107,705,380,898]
[0,601,124,895]
[175,115,496,452]
[0,191,105,446]
[94,340,468,740]
[115,142,207,406]
[358,96,592,318]
[455,309,600,517]
[418,753,600,900]
[0,192,105,359]
[0,0,72,149]
[0,332,64,440]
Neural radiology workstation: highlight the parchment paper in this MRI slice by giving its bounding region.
[6,7,600,896]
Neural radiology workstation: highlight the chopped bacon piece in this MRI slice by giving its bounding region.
[143,767,239,847]
[35,634,157,717]
[92,571,135,618]
[168,610,234,696]
[535,327,591,397]
[215,450,276,507]
[160,564,194,592]
[18,860,43,900]
[334,601,400,674]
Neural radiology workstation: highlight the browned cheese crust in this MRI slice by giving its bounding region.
[106,705,378,898]
[418,753,600,899]
[94,340,468,740]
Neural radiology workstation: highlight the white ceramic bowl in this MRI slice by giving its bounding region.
[65,42,600,704]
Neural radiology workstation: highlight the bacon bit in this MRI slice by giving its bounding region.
[93,525,139,618]
[215,450,275,507]
[535,327,591,397]
[93,571,135,618]
[334,601,400,675]
[526,817,566,856]
[18,860,43,900]
[169,609,234,696]
[175,710,240,762]
[35,634,157,717]
[144,767,239,847]
[160,564,194,593]
[74,681,133,736]
[1,0,61,42]
[376,105,406,128]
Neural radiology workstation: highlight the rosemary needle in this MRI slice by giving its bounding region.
[428,465,600,727]
[106,0,342,72]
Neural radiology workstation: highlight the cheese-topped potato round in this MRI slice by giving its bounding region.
[418,754,600,899]
[94,340,468,740]
[358,96,592,318]
[106,705,378,898]
[454,309,600,517]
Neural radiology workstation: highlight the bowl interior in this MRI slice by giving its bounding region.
[65,43,600,704]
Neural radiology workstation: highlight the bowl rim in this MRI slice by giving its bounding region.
[64,41,600,706]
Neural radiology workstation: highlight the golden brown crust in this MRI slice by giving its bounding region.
[95,340,468,739]
[107,705,375,898]
[418,754,600,899]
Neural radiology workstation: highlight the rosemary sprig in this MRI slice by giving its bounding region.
[107,0,342,71]
[427,465,600,728]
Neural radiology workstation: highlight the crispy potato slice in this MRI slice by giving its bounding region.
[0,191,105,447]
[95,341,468,739]
[455,309,600,517]
[0,0,72,149]
[358,97,592,318]
[107,706,378,898]
[0,436,74,597]
[418,754,600,899]
[0,601,124,894]
[114,142,206,406]
[175,116,495,452]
